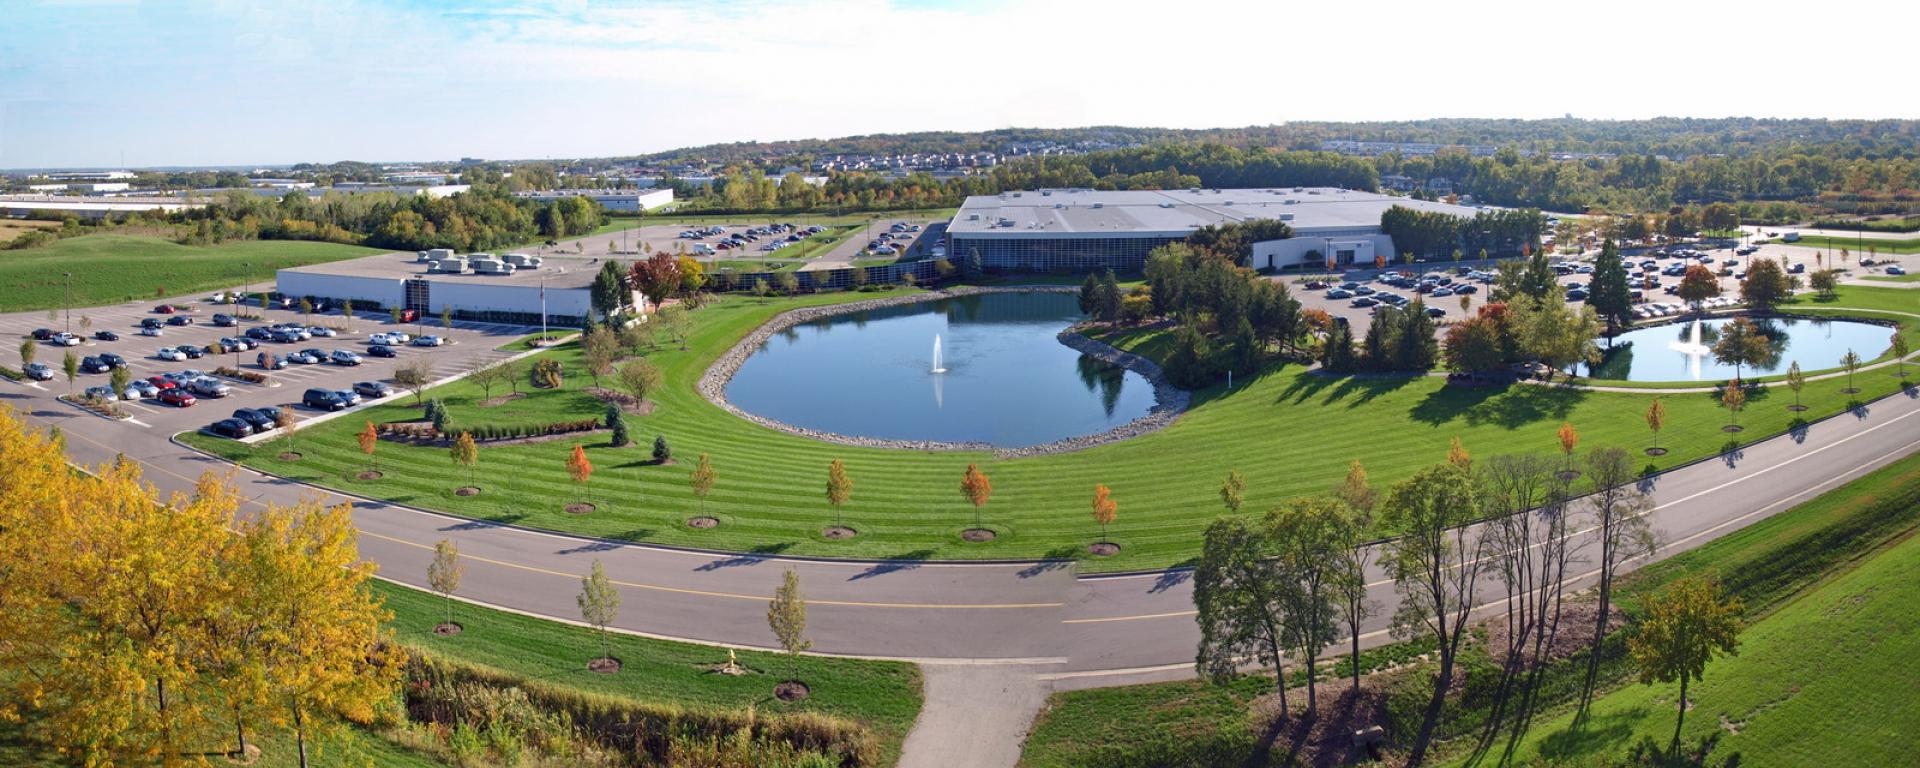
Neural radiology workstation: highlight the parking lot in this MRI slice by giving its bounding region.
[4,291,538,439]
[1281,239,1908,333]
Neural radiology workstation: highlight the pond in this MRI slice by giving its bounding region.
[1586,315,1894,382]
[726,292,1158,447]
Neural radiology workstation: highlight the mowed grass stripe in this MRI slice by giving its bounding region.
[183,285,1918,570]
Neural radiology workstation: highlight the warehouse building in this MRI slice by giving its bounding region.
[276,249,632,327]
[945,187,1480,272]
[514,188,674,213]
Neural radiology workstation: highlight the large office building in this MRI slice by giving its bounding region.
[514,188,674,213]
[276,249,630,327]
[945,187,1480,272]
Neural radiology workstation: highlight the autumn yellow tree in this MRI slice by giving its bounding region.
[428,538,464,629]
[1556,421,1580,474]
[1091,484,1118,544]
[450,431,478,490]
[1218,469,1245,513]
[689,453,717,515]
[1722,379,1747,431]
[960,463,993,528]
[825,459,853,529]
[1446,436,1471,470]
[1645,398,1667,455]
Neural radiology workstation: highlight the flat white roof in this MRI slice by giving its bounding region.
[948,187,1479,238]
[280,250,601,290]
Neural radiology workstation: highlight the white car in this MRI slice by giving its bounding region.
[140,326,164,337]
[124,380,161,399]
[51,332,82,347]
[411,335,445,347]
[307,326,336,338]
[156,347,187,362]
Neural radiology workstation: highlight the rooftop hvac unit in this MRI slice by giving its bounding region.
[426,248,455,260]
[1280,213,1295,221]
[1285,199,1299,205]
[470,258,515,275]
[968,213,981,221]
[1091,202,1103,209]
[1159,203,1174,208]
[1292,187,1303,192]
[429,259,467,274]
[415,251,432,262]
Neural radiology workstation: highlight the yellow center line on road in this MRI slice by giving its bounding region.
[44,416,1063,612]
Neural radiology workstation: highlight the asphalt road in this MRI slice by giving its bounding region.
[13,289,1920,675]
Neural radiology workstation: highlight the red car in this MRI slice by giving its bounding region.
[158,389,196,408]
[146,375,177,390]
[154,304,177,314]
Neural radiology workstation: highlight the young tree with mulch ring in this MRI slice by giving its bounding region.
[567,444,594,510]
[1721,379,1746,432]
[825,459,853,534]
[1645,398,1667,455]
[1556,420,1580,477]
[428,538,464,633]
[1090,484,1117,554]
[1785,361,1807,412]
[1841,349,1862,394]
[450,431,478,491]
[767,569,812,696]
[960,463,993,531]
[357,421,379,476]
[1894,335,1911,379]
[577,560,621,672]
[689,453,717,517]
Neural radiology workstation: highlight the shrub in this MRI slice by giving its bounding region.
[212,366,268,384]
[652,435,671,463]
[532,359,565,389]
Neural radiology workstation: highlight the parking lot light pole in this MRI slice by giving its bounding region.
[63,272,71,334]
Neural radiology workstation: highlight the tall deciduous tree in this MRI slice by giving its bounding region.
[1739,257,1793,312]
[582,326,618,388]
[395,357,435,405]
[428,538,464,627]
[577,560,621,663]
[628,252,682,312]
[616,358,662,406]
[1722,379,1747,429]
[1676,264,1722,310]
[960,463,992,528]
[1381,462,1485,765]
[1710,316,1769,381]
[1581,446,1658,711]
[1193,516,1295,715]
[1628,577,1742,753]
[768,570,812,680]
[1266,497,1347,715]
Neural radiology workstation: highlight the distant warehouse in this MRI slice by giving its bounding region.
[513,188,674,213]
[276,249,633,328]
[944,187,1482,272]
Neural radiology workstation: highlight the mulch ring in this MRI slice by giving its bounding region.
[1722,425,1745,433]
[277,452,302,461]
[455,486,481,497]
[687,516,720,529]
[774,681,811,701]
[822,525,858,540]
[1087,542,1121,557]
[1787,404,1810,412]
[588,657,622,675]
[433,622,463,637]
[1554,470,1582,481]
[356,470,384,481]
[961,528,996,542]
[1644,447,1669,456]
[477,392,528,408]
[585,387,658,415]
[565,502,597,515]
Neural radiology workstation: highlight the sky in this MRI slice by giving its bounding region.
[1,0,1914,169]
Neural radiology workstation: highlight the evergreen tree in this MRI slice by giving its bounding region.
[605,403,630,447]
[651,434,672,463]
[1396,298,1440,370]
[1362,306,1403,371]
[1078,272,1099,315]
[1321,321,1356,372]
[1586,239,1634,337]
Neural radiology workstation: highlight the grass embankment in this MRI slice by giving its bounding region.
[1774,234,1920,255]
[1021,449,1920,768]
[182,284,1916,571]
[0,234,381,312]
[0,219,60,244]
[378,581,925,764]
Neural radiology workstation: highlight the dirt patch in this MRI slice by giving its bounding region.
[455,486,481,497]
[687,516,719,529]
[1088,542,1121,557]
[588,657,622,675]
[224,742,262,765]
[822,525,858,540]
[277,451,303,461]
[477,392,527,408]
[774,680,811,701]
[356,470,384,481]
[433,622,463,637]
[1644,447,1669,456]
[961,528,997,542]
[565,502,597,515]
[1483,600,1626,664]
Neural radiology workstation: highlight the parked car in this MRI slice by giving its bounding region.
[302,387,347,411]
[145,375,177,390]
[334,389,363,406]
[1351,296,1379,308]
[330,350,363,366]
[30,328,53,341]
[1426,306,1448,318]
[256,352,287,370]
[79,356,111,374]
[244,327,273,340]
[166,315,194,327]
[411,335,445,347]
[307,326,336,338]
[208,418,254,438]
[367,344,396,358]
[232,408,276,431]
[140,317,164,329]
[94,330,120,342]
[1889,266,1909,276]
[23,363,53,381]
[212,313,236,327]
[125,379,160,399]
[286,350,320,365]
[153,304,176,314]
[188,377,232,398]
[83,385,117,401]
[158,389,197,408]
[1453,284,1478,294]
[139,326,164,337]
[156,347,187,362]
[1326,288,1353,299]
[180,345,205,359]
[50,333,81,347]
[352,381,394,399]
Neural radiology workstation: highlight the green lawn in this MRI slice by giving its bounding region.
[1775,234,1920,255]
[1494,510,1920,766]
[376,580,925,764]
[0,234,381,312]
[1861,272,1920,283]
[1022,447,1920,768]
[181,284,1917,571]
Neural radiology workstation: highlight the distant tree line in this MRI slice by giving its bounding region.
[170,186,606,252]
[1379,205,1548,259]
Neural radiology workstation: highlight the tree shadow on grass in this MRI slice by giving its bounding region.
[1411,383,1588,429]
[1534,705,1649,762]
[1616,733,1741,768]
[1017,546,1082,579]
[694,541,794,571]
[847,549,937,581]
